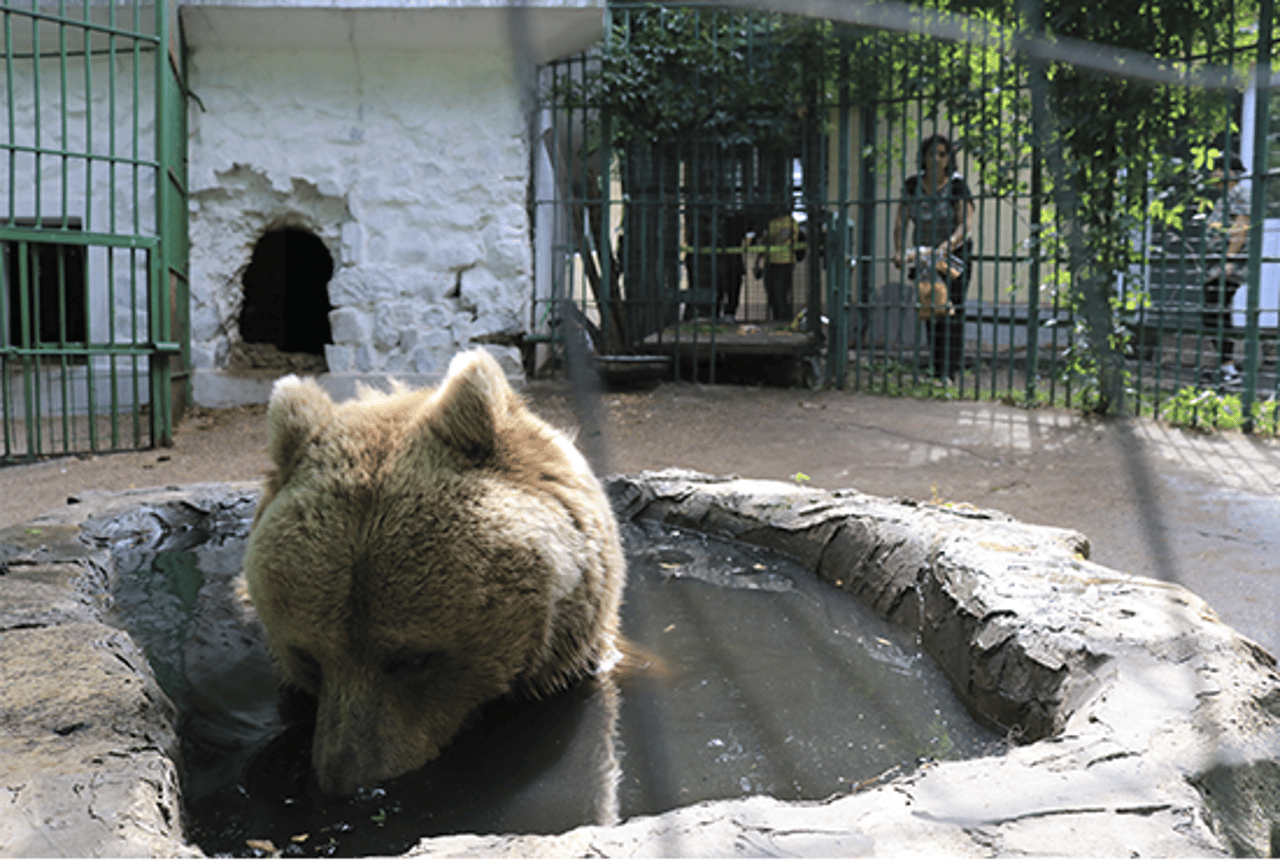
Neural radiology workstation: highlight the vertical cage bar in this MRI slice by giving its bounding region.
[1242,0,1272,430]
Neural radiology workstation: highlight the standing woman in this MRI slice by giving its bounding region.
[892,134,976,384]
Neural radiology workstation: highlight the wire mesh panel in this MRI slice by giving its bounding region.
[1,0,186,462]
[534,0,1277,426]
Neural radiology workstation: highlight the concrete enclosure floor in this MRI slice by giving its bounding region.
[1,379,1276,659]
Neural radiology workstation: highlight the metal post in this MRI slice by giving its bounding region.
[1023,0,1044,404]
[151,0,173,446]
[1243,0,1272,432]
[829,44,851,389]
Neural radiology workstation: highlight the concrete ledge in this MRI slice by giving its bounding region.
[0,487,259,858]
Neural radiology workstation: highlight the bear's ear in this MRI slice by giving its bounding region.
[267,374,335,471]
[424,349,510,462]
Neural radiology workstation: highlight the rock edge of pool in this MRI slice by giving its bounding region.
[1,469,1277,858]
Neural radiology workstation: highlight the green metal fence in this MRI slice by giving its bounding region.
[1,0,188,463]
[534,1,1280,429]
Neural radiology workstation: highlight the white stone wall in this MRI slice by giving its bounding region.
[186,46,531,387]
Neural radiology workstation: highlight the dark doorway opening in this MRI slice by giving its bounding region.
[238,227,334,356]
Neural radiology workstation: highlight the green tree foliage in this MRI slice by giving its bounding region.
[582,6,814,149]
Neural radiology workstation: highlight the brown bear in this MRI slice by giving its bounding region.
[243,348,626,796]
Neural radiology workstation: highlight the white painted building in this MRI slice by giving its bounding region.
[176,0,602,404]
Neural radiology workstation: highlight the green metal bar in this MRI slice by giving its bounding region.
[4,8,15,227]
[17,243,42,456]
[598,103,613,361]
[978,36,996,400]
[0,226,158,249]
[831,48,851,389]
[56,245,72,450]
[132,0,141,242]
[908,47,925,385]
[856,101,876,392]
[31,2,41,229]
[151,0,172,446]
[108,0,116,239]
[1,140,160,170]
[1001,45,1015,398]
[166,39,191,429]
[130,247,141,446]
[1025,62,1042,406]
[0,5,158,42]
[58,0,69,231]
[108,246,119,449]
[5,45,158,62]
[0,342,180,357]
[84,248,98,450]
[1,355,11,458]
[80,0,96,450]
[81,0,91,235]
[1242,0,1272,431]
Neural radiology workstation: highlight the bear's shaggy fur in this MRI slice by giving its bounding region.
[244,349,626,796]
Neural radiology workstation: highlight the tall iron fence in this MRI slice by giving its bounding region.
[533,2,1280,428]
[1,0,188,463]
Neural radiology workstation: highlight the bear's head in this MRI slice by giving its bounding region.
[244,348,625,796]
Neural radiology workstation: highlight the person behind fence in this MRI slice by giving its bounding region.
[755,209,804,322]
[1202,152,1249,387]
[684,208,748,321]
[892,134,975,384]
[717,211,750,320]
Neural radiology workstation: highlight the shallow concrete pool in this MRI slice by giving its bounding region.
[109,510,999,856]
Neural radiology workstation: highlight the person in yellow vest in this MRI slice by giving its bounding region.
[755,210,803,321]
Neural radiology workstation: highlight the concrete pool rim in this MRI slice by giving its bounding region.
[0,470,1276,857]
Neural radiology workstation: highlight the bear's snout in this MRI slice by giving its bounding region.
[312,685,446,797]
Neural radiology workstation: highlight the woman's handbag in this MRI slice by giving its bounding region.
[904,246,960,320]
[917,279,952,320]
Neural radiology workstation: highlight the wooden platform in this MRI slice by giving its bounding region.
[640,321,818,360]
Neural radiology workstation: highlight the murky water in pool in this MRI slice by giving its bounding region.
[110,517,1002,857]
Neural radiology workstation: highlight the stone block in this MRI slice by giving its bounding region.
[354,343,378,372]
[189,300,224,342]
[420,328,454,349]
[411,347,440,374]
[429,241,483,274]
[373,301,415,350]
[340,221,363,265]
[324,344,353,373]
[329,307,371,345]
[188,342,217,371]
[327,267,396,308]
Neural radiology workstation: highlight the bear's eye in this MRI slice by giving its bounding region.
[381,650,446,679]
[290,647,322,689]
